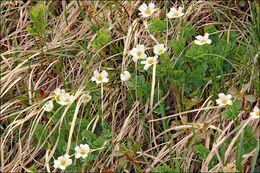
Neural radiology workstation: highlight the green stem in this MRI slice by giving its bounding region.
[219,107,223,130]
[101,83,104,124]
[135,62,138,101]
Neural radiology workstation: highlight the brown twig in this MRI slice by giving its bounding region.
[80,0,102,28]
[115,0,130,18]
[37,33,55,79]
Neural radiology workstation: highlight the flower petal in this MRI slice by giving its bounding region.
[103,78,109,83]
[204,33,209,39]
[194,40,203,45]
[93,70,99,76]
[195,35,203,40]
[136,44,145,51]
[178,7,183,12]
[101,70,108,77]
[226,94,232,99]
[140,60,147,64]
[130,48,137,56]
[253,106,259,112]
[140,53,147,59]
[60,166,66,170]
[144,64,151,70]
[170,7,177,12]
[166,12,174,18]
[132,56,139,62]
[148,3,155,10]
[138,3,147,12]
[218,93,225,98]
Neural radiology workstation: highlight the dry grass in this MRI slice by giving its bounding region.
[0,0,259,172]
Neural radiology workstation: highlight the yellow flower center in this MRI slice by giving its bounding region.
[158,49,164,54]
[173,12,179,17]
[97,75,103,81]
[80,150,86,155]
[200,40,207,43]
[137,51,142,57]
[256,112,260,116]
[60,159,66,166]
[145,9,151,14]
[56,96,61,102]
[148,59,154,64]
[222,99,228,104]
[65,99,70,103]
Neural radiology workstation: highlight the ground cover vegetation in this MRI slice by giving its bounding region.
[0,0,259,172]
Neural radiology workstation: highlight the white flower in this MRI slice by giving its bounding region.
[43,100,53,112]
[56,93,74,105]
[54,88,65,102]
[138,3,156,17]
[194,33,212,45]
[54,154,72,170]
[153,44,167,55]
[140,55,158,70]
[81,93,92,103]
[129,44,147,62]
[91,70,109,84]
[216,93,232,107]
[167,7,184,18]
[120,71,131,81]
[54,88,65,96]
[250,106,260,119]
[75,144,90,159]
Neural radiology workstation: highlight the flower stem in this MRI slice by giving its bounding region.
[219,108,222,130]
[150,63,156,145]
[150,63,156,113]
[135,62,138,101]
[101,83,104,124]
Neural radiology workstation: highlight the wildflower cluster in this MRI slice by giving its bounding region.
[54,144,90,170]
[216,93,259,119]
[42,88,92,112]
[39,2,258,171]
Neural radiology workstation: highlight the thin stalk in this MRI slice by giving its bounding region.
[150,63,156,112]
[135,62,138,101]
[37,33,54,79]
[150,63,156,145]
[101,82,104,124]
[219,107,223,130]
[37,33,44,70]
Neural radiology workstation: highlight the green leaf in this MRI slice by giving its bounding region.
[28,166,37,173]
[195,64,208,75]
[153,165,173,173]
[90,39,102,50]
[233,100,241,111]
[26,25,36,34]
[148,19,165,34]
[223,109,236,120]
[81,130,96,144]
[132,142,140,153]
[204,25,217,34]
[97,28,110,43]
[245,95,256,103]
[93,136,106,148]
[235,126,257,154]
[194,144,210,160]
[168,39,186,56]
[179,22,195,39]
[169,70,185,81]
